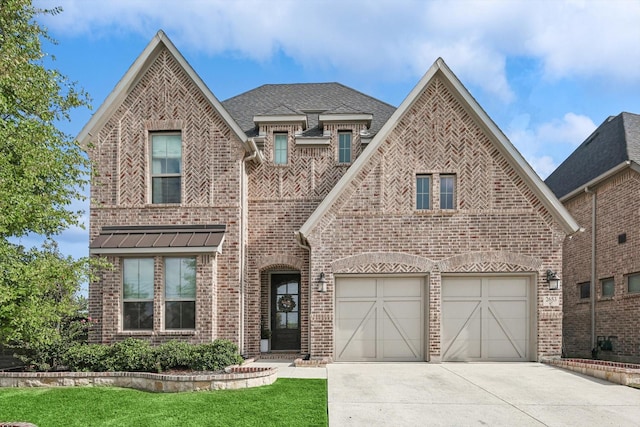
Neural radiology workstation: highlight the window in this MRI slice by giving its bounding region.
[440,175,456,209]
[123,258,154,330]
[274,133,288,164]
[338,132,352,163]
[151,133,182,203]
[579,282,590,299]
[628,273,640,294]
[416,175,431,210]
[165,258,196,329]
[601,277,614,298]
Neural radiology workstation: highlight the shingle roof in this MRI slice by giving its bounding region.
[221,83,396,137]
[545,112,640,199]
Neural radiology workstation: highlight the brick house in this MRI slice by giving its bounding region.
[81,31,579,362]
[545,112,640,363]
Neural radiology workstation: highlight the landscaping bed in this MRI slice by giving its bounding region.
[542,357,640,388]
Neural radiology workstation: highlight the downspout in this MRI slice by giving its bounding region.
[238,139,259,356]
[295,231,312,358]
[585,186,597,356]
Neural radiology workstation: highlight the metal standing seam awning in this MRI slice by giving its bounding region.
[89,225,226,255]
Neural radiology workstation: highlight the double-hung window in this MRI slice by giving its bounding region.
[123,258,154,330]
[440,175,456,209]
[165,257,196,329]
[416,175,431,210]
[601,277,614,298]
[338,132,352,163]
[151,133,182,203]
[274,133,288,165]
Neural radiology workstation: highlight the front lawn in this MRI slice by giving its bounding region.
[0,378,327,427]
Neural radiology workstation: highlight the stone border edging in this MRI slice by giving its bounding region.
[542,357,640,388]
[0,366,277,393]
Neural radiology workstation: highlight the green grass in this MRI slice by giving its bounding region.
[0,378,327,427]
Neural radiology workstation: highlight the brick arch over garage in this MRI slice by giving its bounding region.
[331,252,435,274]
[438,251,542,273]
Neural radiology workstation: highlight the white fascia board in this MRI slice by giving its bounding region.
[295,136,331,146]
[318,113,373,123]
[559,161,635,202]
[90,245,221,255]
[77,31,248,150]
[253,115,308,128]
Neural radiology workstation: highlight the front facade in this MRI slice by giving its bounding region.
[83,31,578,362]
[546,112,640,363]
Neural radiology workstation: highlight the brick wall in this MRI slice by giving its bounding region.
[304,75,565,360]
[563,169,640,362]
[88,47,245,345]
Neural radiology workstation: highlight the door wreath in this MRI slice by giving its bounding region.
[277,294,296,312]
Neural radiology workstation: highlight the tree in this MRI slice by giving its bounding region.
[0,0,92,367]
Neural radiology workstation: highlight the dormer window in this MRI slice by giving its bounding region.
[274,133,288,165]
[338,132,352,164]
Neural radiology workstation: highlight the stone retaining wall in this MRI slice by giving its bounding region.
[542,358,640,388]
[0,366,276,393]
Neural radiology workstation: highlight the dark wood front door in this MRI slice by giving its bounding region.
[271,273,301,351]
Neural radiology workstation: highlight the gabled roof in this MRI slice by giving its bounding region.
[297,58,580,242]
[545,112,640,200]
[221,83,395,138]
[77,30,248,149]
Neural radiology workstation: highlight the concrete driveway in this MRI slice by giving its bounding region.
[328,363,640,426]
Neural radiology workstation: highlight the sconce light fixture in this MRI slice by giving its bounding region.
[317,272,327,293]
[546,270,560,290]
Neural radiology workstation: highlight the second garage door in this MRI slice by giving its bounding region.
[335,276,425,362]
[441,276,532,362]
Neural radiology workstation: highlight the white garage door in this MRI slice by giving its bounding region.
[335,276,424,362]
[441,276,532,362]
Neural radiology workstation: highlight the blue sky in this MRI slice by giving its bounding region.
[23,0,640,263]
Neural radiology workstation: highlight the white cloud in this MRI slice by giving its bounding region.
[507,112,596,178]
[37,0,640,104]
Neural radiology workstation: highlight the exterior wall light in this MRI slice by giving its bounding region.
[546,270,560,290]
[317,272,327,293]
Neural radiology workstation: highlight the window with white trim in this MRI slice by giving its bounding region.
[165,257,196,329]
[440,175,456,209]
[274,133,288,164]
[123,258,154,330]
[151,133,182,203]
[338,132,352,163]
[416,175,431,210]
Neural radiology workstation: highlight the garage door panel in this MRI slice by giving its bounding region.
[336,277,425,362]
[442,276,531,362]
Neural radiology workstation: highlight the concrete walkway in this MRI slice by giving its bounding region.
[245,359,327,379]
[327,363,640,426]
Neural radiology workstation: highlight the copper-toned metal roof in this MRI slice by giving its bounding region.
[89,225,226,255]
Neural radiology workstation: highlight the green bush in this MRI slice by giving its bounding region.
[190,340,243,371]
[64,343,109,372]
[62,338,242,373]
[154,340,194,372]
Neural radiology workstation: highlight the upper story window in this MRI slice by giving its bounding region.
[165,257,196,330]
[416,175,431,210]
[274,133,288,165]
[578,282,590,299]
[627,273,640,294]
[601,277,614,298]
[338,132,352,164]
[440,175,456,210]
[151,133,182,203]
[122,258,155,330]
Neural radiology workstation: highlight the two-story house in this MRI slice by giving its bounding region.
[546,112,640,363]
[82,31,579,362]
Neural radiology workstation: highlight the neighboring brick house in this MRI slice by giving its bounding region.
[546,112,640,363]
[80,31,579,362]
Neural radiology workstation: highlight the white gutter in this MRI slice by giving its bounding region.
[560,161,632,202]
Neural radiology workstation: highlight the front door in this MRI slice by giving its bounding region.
[271,273,301,350]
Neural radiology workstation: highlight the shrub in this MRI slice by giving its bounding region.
[154,340,194,372]
[64,343,109,372]
[104,338,155,372]
[190,339,243,371]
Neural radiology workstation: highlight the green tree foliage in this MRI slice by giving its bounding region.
[0,1,92,359]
